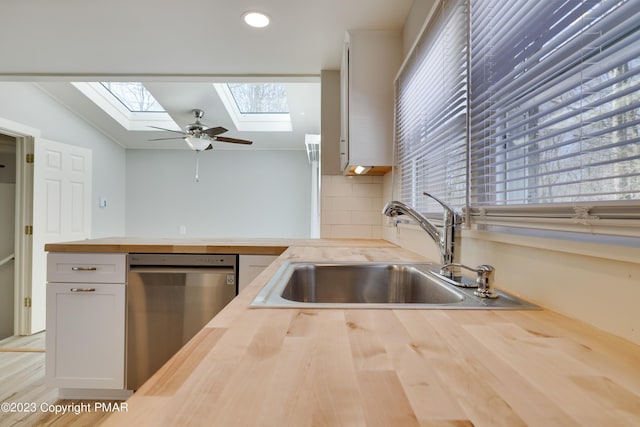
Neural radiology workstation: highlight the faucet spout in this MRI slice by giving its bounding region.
[382,193,462,271]
[382,200,441,251]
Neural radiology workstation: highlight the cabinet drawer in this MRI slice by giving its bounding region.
[47,253,127,283]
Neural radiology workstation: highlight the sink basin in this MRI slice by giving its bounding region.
[280,264,463,304]
[251,262,539,310]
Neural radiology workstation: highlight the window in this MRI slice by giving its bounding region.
[468,0,640,236]
[394,0,468,216]
[227,83,289,114]
[100,82,164,112]
[213,83,292,132]
[395,0,640,236]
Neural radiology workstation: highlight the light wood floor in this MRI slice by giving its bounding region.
[0,333,117,426]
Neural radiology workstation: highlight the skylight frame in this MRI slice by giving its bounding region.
[213,83,292,132]
[71,82,179,132]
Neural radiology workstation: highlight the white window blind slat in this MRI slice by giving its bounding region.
[394,0,468,214]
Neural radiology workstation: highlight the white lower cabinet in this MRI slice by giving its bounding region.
[46,283,125,389]
[238,255,279,292]
[46,253,131,399]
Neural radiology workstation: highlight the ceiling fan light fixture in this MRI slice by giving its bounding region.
[243,11,270,28]
[185,135,210,152]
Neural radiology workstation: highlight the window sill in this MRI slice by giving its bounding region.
[463,228,640,265]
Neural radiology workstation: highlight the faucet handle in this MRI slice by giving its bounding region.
[423,192,462,224]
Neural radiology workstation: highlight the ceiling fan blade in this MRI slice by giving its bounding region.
[202,126,228,137]
[148,126,187,135]
[214,136,253,145]
[148,137,186,141]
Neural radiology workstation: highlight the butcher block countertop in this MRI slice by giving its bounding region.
[48,239,640,426]
[45,236,303,255]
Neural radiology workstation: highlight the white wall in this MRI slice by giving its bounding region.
[402,0,436,55]
[0,82,126,237]
[126,149,311,238]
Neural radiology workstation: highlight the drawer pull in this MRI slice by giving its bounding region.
[70,288,96,292]
[71,266,98,271]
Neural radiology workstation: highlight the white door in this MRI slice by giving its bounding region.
[31,139,92,333]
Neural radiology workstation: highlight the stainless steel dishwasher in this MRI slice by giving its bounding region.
[126,253,237,390]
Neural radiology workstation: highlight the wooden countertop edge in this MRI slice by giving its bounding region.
[43,243,290,256]
[43,238,397,255]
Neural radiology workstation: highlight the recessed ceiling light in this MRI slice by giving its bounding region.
[243,11,270,28]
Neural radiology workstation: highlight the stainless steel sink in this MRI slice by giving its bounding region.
[250,262,539,309]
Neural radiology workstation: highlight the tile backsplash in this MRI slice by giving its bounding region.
[321,175,384,239]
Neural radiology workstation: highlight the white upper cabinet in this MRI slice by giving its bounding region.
[340,30,402,175]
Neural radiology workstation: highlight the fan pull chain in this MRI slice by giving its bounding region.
[195,153,200,182]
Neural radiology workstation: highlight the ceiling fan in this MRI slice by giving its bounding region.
[149,109,253,151]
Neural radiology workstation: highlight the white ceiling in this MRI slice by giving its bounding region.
[0,0,414,150]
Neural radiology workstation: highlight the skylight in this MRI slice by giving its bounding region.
[72,82,179,132]
[213,83,292,132]
[100,82,165,112]
[227,83,289,114]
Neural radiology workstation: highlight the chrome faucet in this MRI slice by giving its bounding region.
[383,192,462,276]
[383,193,499,299]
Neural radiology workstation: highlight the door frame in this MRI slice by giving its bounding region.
[0,117,39,336]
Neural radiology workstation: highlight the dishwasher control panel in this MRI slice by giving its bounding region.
[129,253,237,268]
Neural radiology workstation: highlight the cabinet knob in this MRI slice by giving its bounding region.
[71,266,98,271]
[70,288,96,292]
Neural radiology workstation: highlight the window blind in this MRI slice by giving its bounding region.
[469,0,640,213]
[394,0,468,215]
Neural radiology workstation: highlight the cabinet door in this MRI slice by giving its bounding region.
[238,255,279,292]
[46,283,125,389]
[340,31,401,172]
